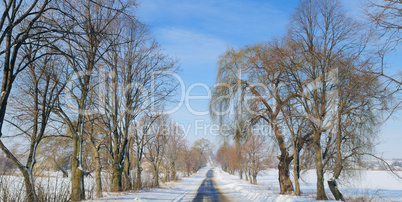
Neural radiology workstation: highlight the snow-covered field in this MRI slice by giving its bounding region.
[214,168,402,201]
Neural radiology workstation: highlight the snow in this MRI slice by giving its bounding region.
[88,167,402,201]
[214,168,315,202]
[100,167,401,201]
[90,167,210,202]
[3,167,401,201]
[215,168,402,201]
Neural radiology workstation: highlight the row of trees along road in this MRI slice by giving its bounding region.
[210,0,401,201]
[0,0,213,201]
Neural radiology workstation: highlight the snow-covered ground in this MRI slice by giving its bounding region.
[90,167,210,202]
[92,167,402,202]
[214,168,316,202]
[215,168,402,201]
[2,167,401,201]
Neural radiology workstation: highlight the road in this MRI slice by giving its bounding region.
[192,168,228,202]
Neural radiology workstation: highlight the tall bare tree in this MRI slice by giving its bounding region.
[210,41,297,194]
[0,1,55,200]
[281,102,312,196]
[52,0,133,199]
[5,46,64,201]
[164,123,186,181]
[144,115,169,187]
[82,112,108,198]
[95,17,178,191]
[287,0,375,199]
[132,114,158,189]
[243,134,273,185]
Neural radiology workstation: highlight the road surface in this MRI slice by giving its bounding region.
[192,169,228,202]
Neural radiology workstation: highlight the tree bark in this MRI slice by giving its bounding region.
[328,102,345,201]
[153,164,159,187]
[245,168,249,181]
[123,152,132,190]
[293,141,301,196]
[22,169,36,202]
[171,162,176,180]
[278,154,294,194]
[135,162,142,189]
[71,134,84,201]
[314,132,328,200]
[272,117,294,194]
[328,180,345,201]
[20,168,35,202]
[111,161,123,192]
[94,151,102,198]
[249,169,252,184]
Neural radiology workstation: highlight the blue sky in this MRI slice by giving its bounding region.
[137,0,402,159]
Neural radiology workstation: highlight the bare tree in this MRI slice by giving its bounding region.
[164,123,186,181]
[51,0,134,199]
[210,41,297,194]
[95,17,178,191]
[132,114,158,189]
[82,112,108,198]
[0,0,54,200]
[3,46,63,201]
[317,59,384,201]
[182,142,199,177]
[216,142,232,173]
[243,134,273,185]
[281,102,312,196]
[287,0,374,199]
[191,138,213,171]
[144,115,169,187]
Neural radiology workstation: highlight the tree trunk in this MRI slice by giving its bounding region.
[94,151,102,198]
[71,135,84,201]
[314,134,328,200]
[153,165,159,187]
[22,169,36,202]
[171,162,176,180]
[235,128,242,179]
[187,163,191,177]
[272,118,294,194]
[278,154,294,194]
[123,154,132,190]
[164,168,168,182]
[293,143,301,196]
[252,172,257,185]
[328,180,345,201]
[135,162,142,189]
[249,169,252,184]
[245,168,249,182]
[328,106,345,201]
[111,162,122,192]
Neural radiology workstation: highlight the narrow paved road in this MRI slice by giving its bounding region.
[192,169,228,202]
